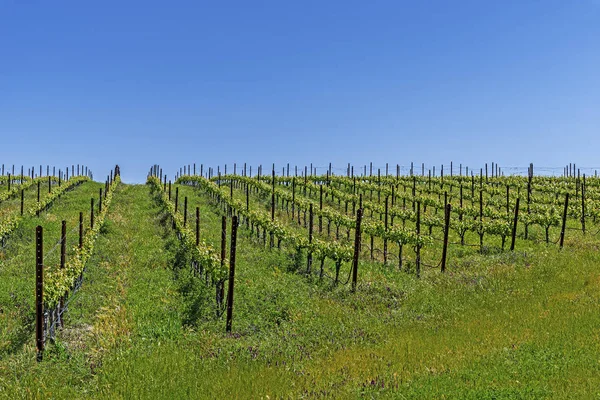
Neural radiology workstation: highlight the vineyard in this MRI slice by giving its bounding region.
[1,162,599,398]
[173,163,598,285]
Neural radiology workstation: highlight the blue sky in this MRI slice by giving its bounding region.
[1,0,599,182]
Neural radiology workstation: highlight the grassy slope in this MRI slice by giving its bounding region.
[0,182,598,399]
[0,180,102,356]
[213,176,582,274]
[93,183,600,398]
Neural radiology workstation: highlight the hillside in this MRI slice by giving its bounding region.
[1,168,599,398]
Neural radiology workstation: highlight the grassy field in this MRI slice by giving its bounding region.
[0,178,599,399]
[0,180,102,356]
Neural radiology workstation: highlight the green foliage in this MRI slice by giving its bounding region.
[178,175,355,264]
[44,176,119,308]
[0,176,89,243]
[147,176,225,282]
[2,170,600,398]
[0,175,34,203]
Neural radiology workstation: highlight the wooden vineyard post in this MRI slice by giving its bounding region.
[79,212,83,248]
[559,193,569,249]
[218,216,227,309]
[319,185,323,233]
[412,177,416,211]
[196,207,200,246]
[271,170,275,221]
[245,183,250,212]
[352,208,363,292]
[183,197,188,227]
[441,203,451,273]
[21,189,24,216]
[581,175,586,234]
[168,181,172,201]
[175,187,179,213]
[480,168,483,188]
[307,203,313,274]
[485,163,488,183]
[225,216,238,333]
[59,220,66,328]
[36,181,40,216]
[48,175,51,193]
[479,190,484,253]
[384,196,388,264]
[510,198,520,251]
[416,202,421,278]
[90,198,94,229]
[36,226,44,361]
[60,220,66,268]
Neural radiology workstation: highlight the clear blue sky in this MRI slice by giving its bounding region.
[1,0,599,182]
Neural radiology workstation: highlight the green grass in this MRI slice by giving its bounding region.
[0,178,57,220]
[0,180,102,356]
[1,181,599,398]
